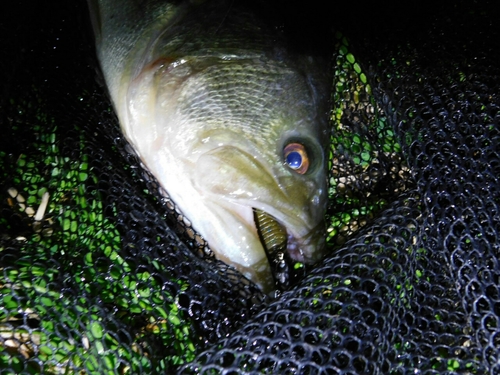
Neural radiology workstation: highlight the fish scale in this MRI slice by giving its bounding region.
[179,64,303,136]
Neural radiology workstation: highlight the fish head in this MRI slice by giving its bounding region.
[123,55,329,293]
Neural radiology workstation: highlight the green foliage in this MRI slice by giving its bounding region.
[0,96,196,374]
[326,33,403,246]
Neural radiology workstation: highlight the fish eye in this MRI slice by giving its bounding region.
[283,143,309,174]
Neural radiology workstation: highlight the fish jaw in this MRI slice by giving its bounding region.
[133,137,277,292]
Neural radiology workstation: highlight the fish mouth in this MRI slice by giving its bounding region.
[253,208,308,291]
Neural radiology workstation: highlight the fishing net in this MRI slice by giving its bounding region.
[1,1,499,374]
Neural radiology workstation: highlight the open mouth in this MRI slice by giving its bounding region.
[253,208,306,292]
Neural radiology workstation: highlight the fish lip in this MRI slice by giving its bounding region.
[286,222,325,263]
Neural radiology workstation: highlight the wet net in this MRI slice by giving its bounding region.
[1,1,499,374]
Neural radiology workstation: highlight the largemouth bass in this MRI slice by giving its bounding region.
[88,0,330,293]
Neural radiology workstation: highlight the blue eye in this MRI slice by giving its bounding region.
[283,143,309,174]
[286,151,303,169]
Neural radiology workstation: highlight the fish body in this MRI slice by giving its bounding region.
[88,0,330,293]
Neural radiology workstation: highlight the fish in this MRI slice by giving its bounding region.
[87,0,330,293]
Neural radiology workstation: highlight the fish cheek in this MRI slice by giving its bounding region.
[193,146,279,201]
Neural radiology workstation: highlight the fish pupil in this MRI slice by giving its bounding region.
[286,151,302,169]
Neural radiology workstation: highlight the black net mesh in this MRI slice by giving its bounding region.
[1,1,499,374]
